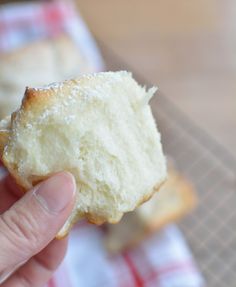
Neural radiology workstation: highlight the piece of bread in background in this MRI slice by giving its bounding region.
[105,167,197,253]
[0,38,55,118]
[53,35,95,79]
[0,71,167,238]
[0,34,95,119]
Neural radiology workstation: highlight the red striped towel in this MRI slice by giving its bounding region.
[0,0,104,71]
[47,222,204,287]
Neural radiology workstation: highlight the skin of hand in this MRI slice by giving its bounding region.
[0,171,76,287]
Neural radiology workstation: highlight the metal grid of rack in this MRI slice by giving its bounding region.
[102,44,236,287]
[153,95,236,287]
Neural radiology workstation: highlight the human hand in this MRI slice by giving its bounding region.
[0,170,75,287]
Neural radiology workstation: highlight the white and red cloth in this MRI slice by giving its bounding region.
[0,0,104,71]
[48,223,204,287]
[0,2,204,286]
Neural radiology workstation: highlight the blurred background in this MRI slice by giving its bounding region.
[78,0,236,155]
[0,1,236,287]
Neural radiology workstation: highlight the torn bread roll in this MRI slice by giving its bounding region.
[0,71,167,238]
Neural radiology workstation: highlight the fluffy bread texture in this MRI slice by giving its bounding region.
[105,167,197,252]
[0,71,167,238]
[0,34,98,119]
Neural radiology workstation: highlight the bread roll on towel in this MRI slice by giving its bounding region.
[0,71,167,238]
[0,34,96,119]
[105,166,197,252]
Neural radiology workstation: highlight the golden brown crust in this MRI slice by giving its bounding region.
[104,184,165,252]
[0,130,9,155]
[146,175,197,232]
[56,210,117,239]
[57,183,163,239]
[22,87,56,111]
[1,87,59,190]
[2,159,28,191]
[137,180,166,207]
[125,178,197,251]
[56,212,83,239]
[105,170,197,252]
[2,148,29,190]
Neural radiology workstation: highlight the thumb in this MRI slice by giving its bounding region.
[0,172,76,272]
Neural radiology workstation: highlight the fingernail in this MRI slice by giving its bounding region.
[34,172,76,214]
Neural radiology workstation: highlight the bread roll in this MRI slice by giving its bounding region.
[0,71,167,238]
[105,167,196,252]
[0,34,97,119]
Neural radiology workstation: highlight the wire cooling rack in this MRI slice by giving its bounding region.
[152,96,236,287]
[100,43,236,287]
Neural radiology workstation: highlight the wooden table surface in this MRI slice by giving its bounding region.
[78,0,236,157]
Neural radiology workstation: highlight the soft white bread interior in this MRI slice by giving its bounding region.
[105,167,196,252]
[0,71,167,238]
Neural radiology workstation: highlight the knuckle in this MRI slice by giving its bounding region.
[14,269,33,287]
[0,208,40,253]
